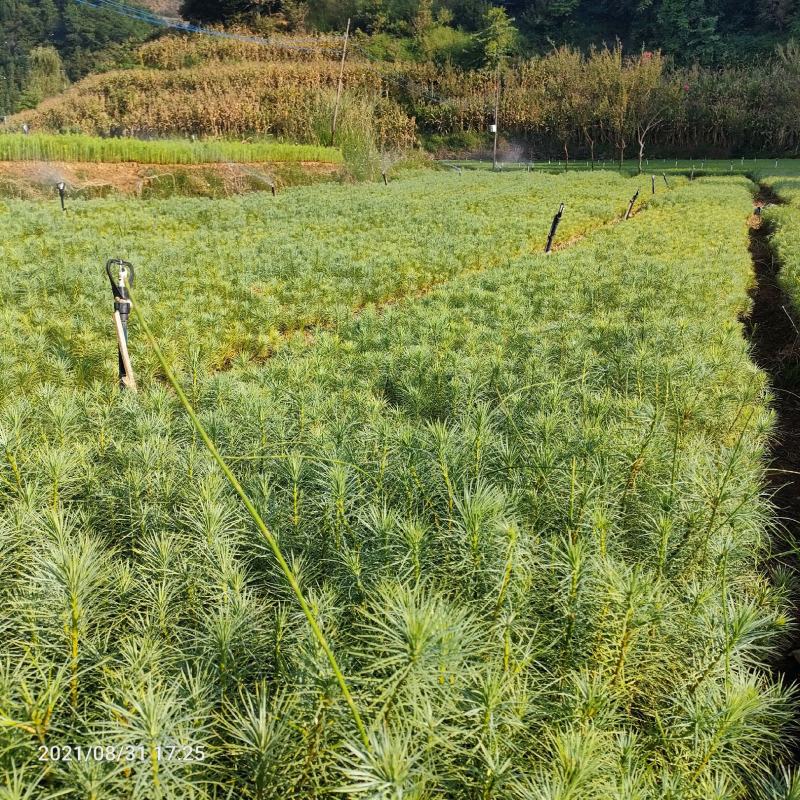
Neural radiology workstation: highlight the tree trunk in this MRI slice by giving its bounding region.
[492,66,500,171]
[583,127,595,171]
[563,141,569,170]
[638,134,645,174]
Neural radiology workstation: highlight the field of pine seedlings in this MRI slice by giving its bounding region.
[763,177,800,308]
[0,170,651,378]
[1,170,800,799]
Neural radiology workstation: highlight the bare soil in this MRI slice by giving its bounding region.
[0,160,340,198]
[137,0,182,17]
[740,184,800,749]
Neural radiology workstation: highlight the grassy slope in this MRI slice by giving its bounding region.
[0,174,795,798]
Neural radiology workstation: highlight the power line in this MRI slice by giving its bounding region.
[73,0,342,54]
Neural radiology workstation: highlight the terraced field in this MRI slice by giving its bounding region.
[0,170,653,382]
[1,171,798,799]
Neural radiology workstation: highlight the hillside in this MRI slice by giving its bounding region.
[2,0,799,124]
[6,34,800,161]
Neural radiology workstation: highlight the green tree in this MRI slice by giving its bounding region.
[593,43,628,167]
[0,0,57,114]
[18,46,69,110]
[479,5,516,69]
[656,0,720,64]
[626,49,673,173]
[542,45,583,166]
[479,7,516,169]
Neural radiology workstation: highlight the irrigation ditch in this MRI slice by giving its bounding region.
[741,182,800,755]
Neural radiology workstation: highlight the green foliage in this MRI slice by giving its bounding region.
[0,0,150,115]
[169,0,800,64]
[16,47,69,111]
[0,132,343,165]
[0,170,797,796]
[59,0,152,80]
[180,0,259,24]
[479,6,516,69]
[761,177,800,312]
[3,0,800,124]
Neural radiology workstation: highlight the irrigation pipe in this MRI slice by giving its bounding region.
[125,283,370,750]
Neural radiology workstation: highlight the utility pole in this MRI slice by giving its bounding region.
[331,18,351,146]
[492,65,500,171]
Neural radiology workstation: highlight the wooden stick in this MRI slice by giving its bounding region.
[113,310,137,392]
[331,18,350,145]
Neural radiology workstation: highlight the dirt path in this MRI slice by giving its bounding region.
[740,184,800,736]
[0,160,340,198]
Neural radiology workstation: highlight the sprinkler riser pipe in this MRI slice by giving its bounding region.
[545,203,565,253]
[106,259,135,391]
[115,299,131,388]
[625,189,640,220]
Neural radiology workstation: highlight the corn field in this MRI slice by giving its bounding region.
[0,171,798,798]
[10,33,800,157]
[136,29,347,70]
[7,63,414,146]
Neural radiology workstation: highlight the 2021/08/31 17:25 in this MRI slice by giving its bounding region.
[38,744,206,762]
